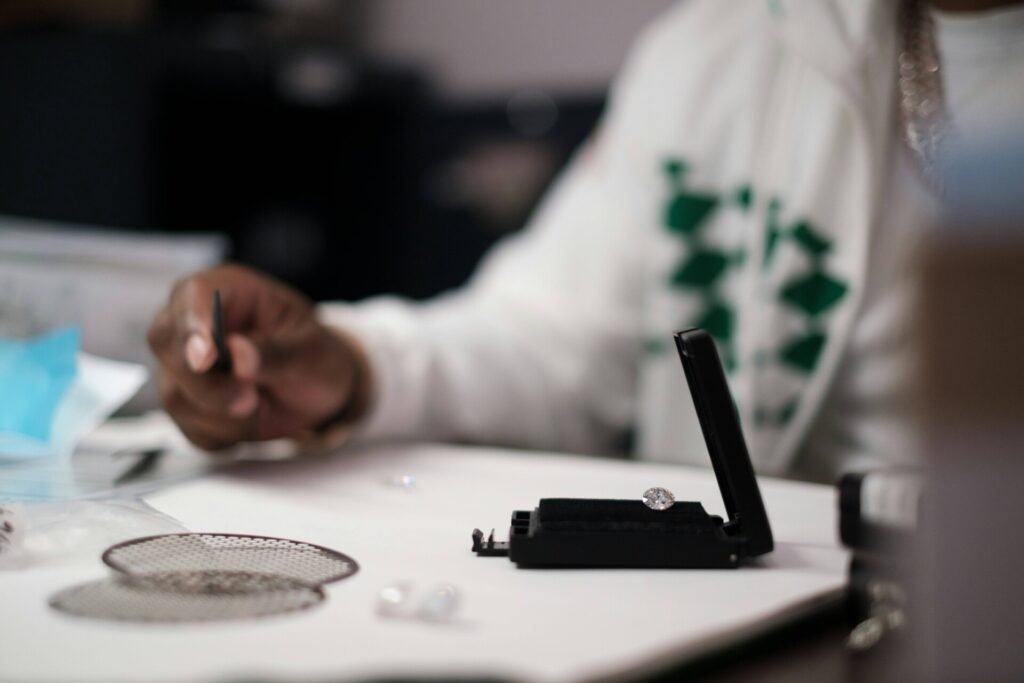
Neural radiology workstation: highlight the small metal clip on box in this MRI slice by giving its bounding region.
[471,328,774,569]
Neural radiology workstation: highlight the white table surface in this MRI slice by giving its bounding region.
[1,443,847,683]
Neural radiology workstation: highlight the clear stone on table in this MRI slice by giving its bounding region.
[642,487,675,510]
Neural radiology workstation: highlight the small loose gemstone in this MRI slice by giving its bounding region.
[376,582,412,617]
[384,474,417,489]
[417,583,460,622]
[642,487,675,510]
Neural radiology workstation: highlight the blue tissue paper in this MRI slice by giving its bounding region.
[0,328,79,444]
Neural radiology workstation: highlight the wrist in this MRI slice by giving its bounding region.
[310,325,375,442]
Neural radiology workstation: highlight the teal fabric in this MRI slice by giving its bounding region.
[0,328,79,443]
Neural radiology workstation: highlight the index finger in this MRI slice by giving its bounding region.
[146,295,211,374]
[162,275,218,374]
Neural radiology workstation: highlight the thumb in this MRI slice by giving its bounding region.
[226,333,299,385]
[229,324,319,384]
[227,326,355,426]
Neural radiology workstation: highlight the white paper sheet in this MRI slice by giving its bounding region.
[0,444,847,683]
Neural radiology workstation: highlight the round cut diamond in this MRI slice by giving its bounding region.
[417,583,460,623]
[384,474,417,489]
[642,487,675,511]
[376,582,412,617]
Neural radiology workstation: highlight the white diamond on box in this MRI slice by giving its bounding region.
[642,487,675,511]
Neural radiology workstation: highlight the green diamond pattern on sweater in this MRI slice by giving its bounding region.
[694,302,736,371]
[790,221,832,257]
[780,272,848,317]
[654,158,852,431]
[779,331,827,373]
[734,184,754,212]
[694,302,734,346]
[671,250,730,287]
[665,193,719,235]
[660,159,740,368]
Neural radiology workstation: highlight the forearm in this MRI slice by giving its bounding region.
[320,290,638,455]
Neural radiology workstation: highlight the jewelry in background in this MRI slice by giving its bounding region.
[898,0,950,191]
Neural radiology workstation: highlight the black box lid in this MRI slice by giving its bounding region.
[673,329,774,557]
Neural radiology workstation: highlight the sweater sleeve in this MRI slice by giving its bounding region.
[318,8,684,456]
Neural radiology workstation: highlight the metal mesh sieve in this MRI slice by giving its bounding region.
[49,570,324,622]
[103,533,359,585]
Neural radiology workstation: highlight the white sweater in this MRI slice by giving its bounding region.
[321,0,906,480]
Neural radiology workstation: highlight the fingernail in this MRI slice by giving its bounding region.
[229,387,259,418]
[185,334,210,372]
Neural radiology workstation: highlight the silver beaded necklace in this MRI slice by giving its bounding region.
[898,0,950,191]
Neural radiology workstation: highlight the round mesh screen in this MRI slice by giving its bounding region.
[49,571,324,622]
[103,533,358,586]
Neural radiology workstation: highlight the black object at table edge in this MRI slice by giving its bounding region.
[471,328,774,568]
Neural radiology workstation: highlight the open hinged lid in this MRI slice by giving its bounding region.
[673,329,774,557]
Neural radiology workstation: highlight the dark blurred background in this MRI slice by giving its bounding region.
[0,0,672,302]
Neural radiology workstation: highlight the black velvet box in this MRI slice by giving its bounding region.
[472,329,774,569]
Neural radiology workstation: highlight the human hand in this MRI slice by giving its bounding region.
[147,264,369,450]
